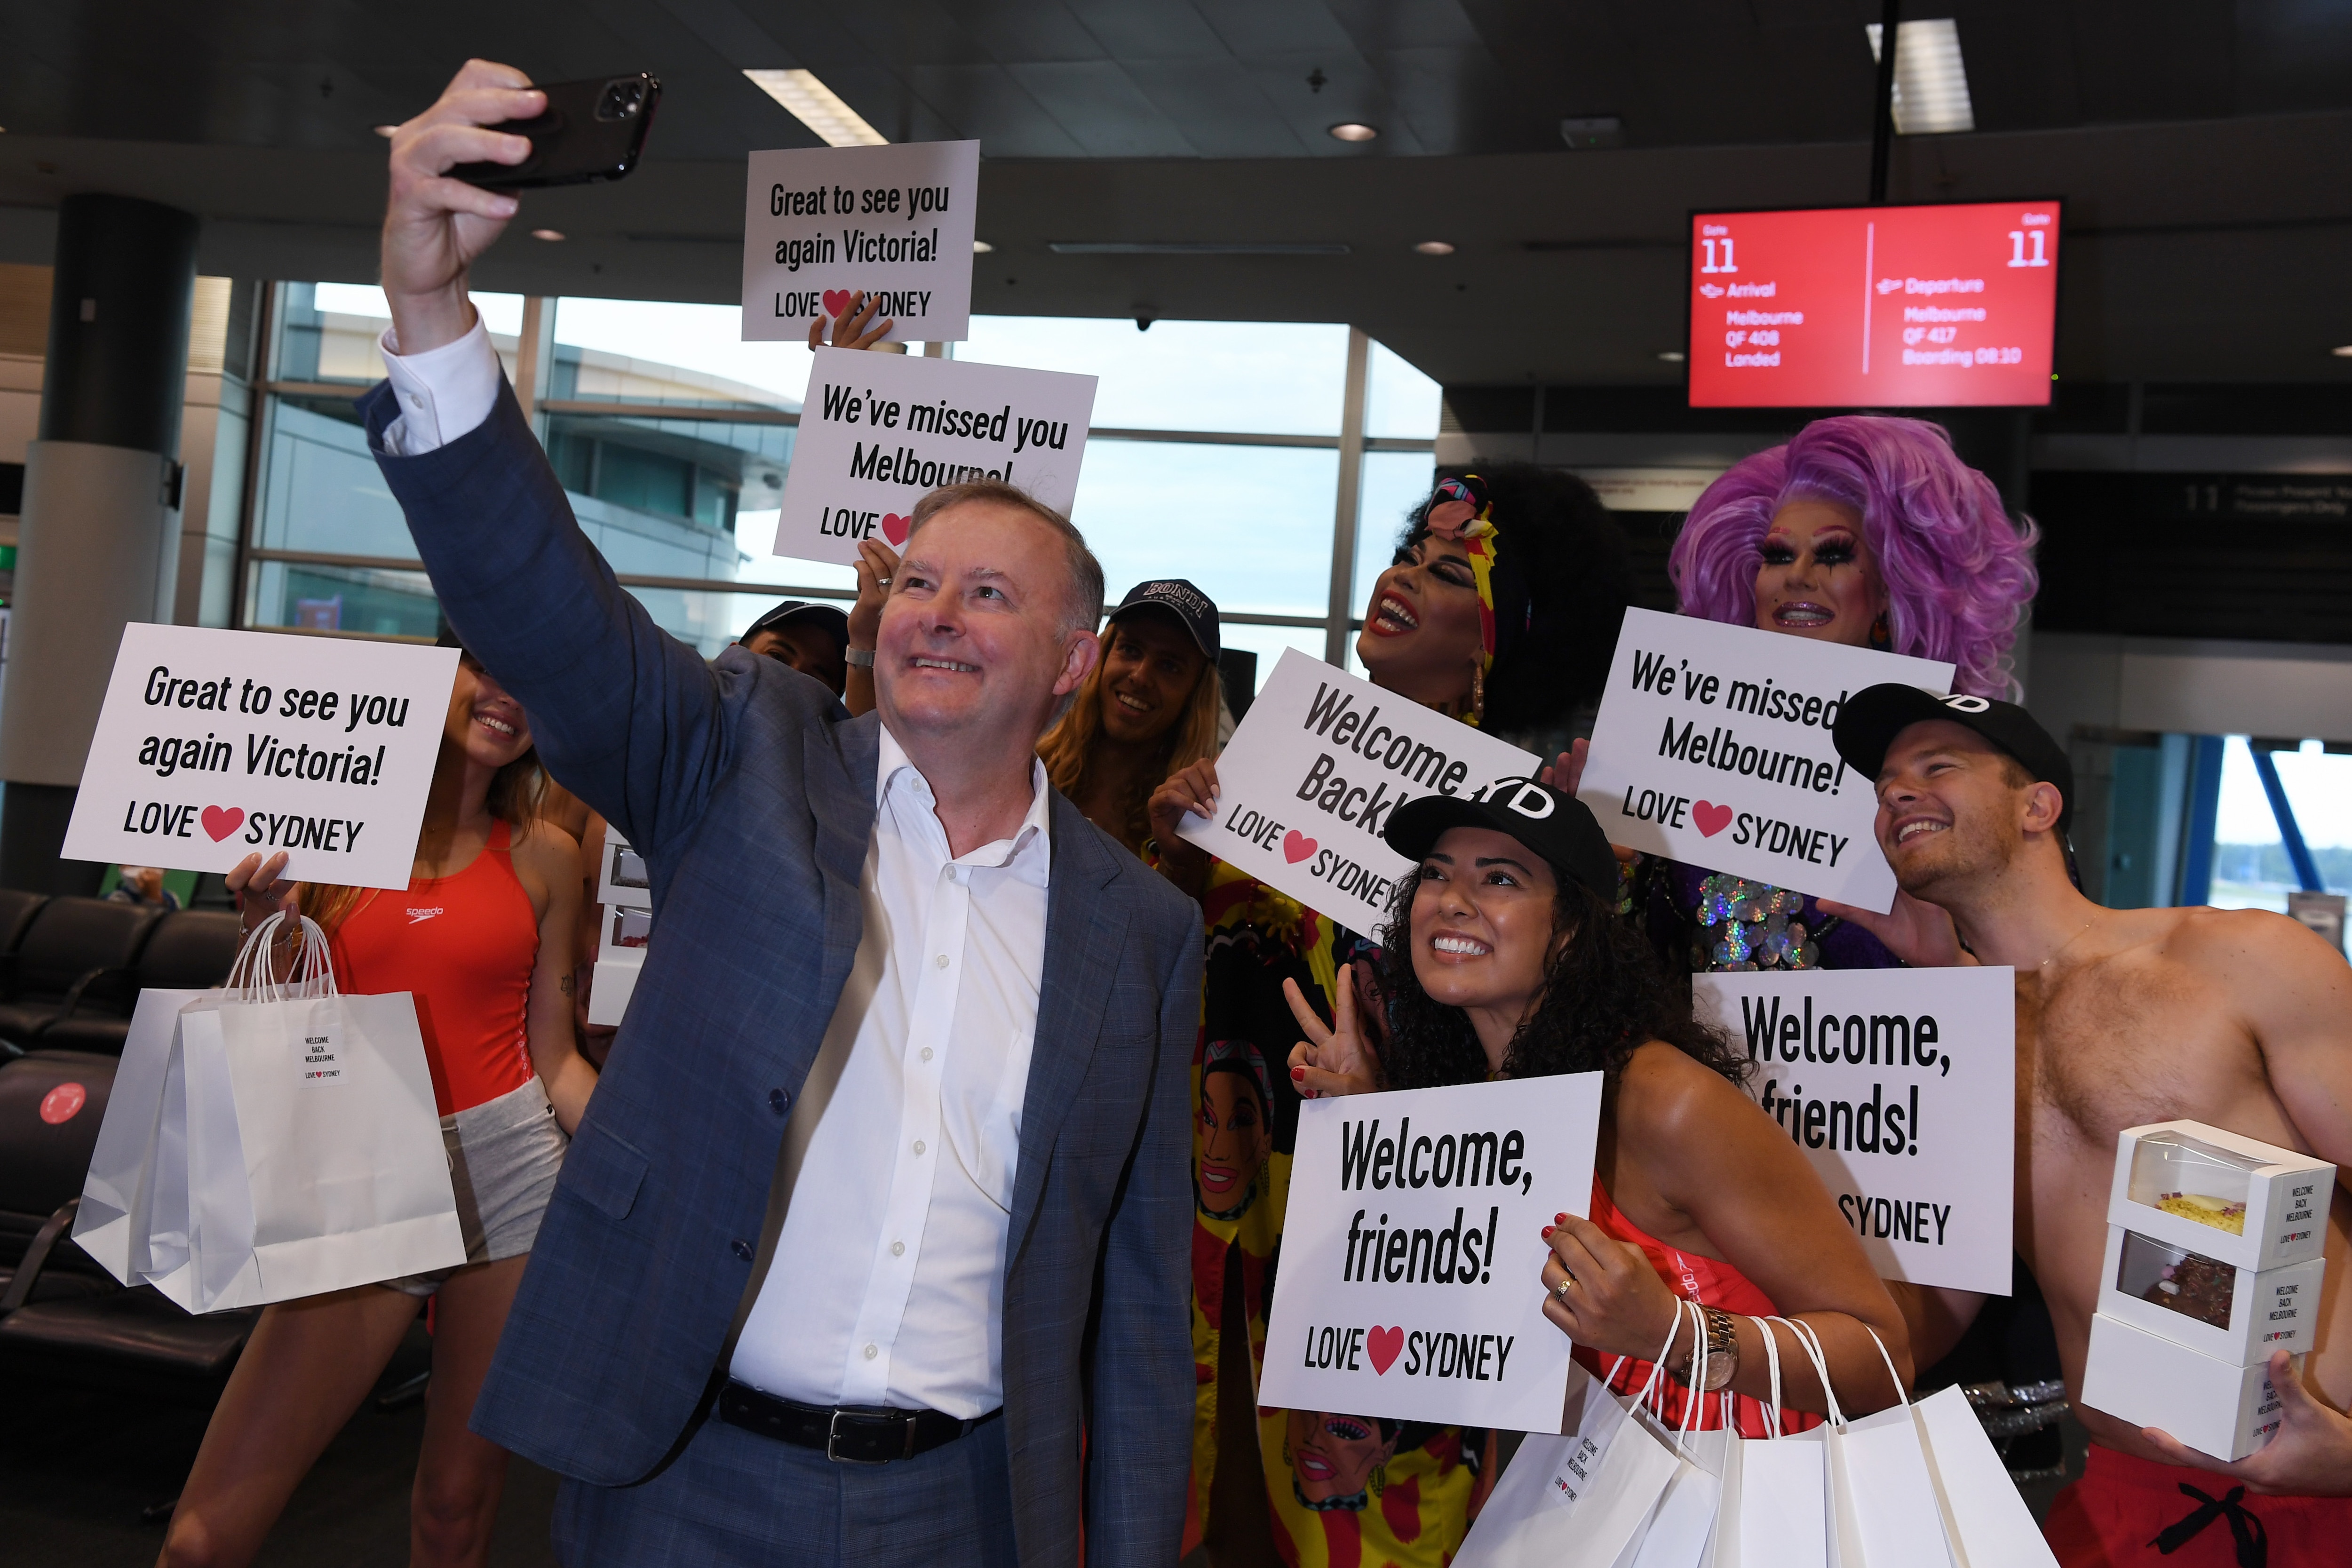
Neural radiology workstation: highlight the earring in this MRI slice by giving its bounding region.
[1868,614,1892,651]
[1371,1462,1388,1497]
[1470,660,1486,725]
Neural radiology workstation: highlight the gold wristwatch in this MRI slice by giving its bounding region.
[1672,1305,1740,1392]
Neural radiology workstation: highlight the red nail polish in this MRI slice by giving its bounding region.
[1290,1067,1305,1080]
[1542,1227,1554,1237]
[1555,1213,1566,1223]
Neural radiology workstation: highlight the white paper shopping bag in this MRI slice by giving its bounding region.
[1779,1319,1957,1568]
[175,915,463,1310]
[71,986,209,1284]
[1913,1384,2060,1568]
[1456,1327,1686,1568]
[1722,1317,1829,1568]
[1628,1306,1729,1568]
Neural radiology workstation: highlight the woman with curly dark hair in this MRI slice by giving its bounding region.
[1286,777,1911,1434]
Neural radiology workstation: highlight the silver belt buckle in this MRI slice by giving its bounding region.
[826,1408,912,1465]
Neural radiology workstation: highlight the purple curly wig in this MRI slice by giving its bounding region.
[1669,416,2039,699]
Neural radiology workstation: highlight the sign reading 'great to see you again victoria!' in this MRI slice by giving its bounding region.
[1176,648,1539,933]
[741,140,980,345]
[1576,609,1954,912]
[63,625,459,891]
[1261,1073,1602,1432]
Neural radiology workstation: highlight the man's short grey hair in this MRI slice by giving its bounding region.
[907,479,1105,637]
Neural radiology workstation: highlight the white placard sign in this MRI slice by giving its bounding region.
[1693,967,2016,1293]
[1176,648,1539,932]
[741,140,980,344]
[771,347,1097,567]
[1261,1074,1602,1431]
[1577,609,1955,912]
[63,624,458,891]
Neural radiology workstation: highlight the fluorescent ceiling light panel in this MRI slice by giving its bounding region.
[744,69,888,146]
[1866,19,1976,136]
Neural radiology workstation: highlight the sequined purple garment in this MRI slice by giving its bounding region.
[1628,855,1902,973]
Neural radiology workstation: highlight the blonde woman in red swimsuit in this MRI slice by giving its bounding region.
[1287,778,1910,1435]
[160,644,588,1568]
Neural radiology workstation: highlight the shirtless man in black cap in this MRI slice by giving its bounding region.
[1824,686,2352,1561]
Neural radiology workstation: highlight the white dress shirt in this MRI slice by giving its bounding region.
[381,316,1053,1417]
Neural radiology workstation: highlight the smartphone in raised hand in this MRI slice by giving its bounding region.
[449,73,661,191]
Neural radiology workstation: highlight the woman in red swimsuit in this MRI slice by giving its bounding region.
[161,645,588,1568]
[1288,779,1910,1435]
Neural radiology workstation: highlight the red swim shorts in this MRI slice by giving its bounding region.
[2042,1442,2352,1567]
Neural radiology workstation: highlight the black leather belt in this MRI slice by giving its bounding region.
[716,1381,1001,1465]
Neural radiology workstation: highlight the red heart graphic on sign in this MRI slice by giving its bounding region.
[1692,800,1732,837]
[1283,829,1317,864]
[1367,1325,1404,1375]
[40,1082,87,1124]
[201,806,246,843]
[881,512,912,546]
[821,288,852,317]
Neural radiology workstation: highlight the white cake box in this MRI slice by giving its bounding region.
[2105,1121,2333,1274]
[2082,1311,2303,1461]
[2098,1223,2326,1364]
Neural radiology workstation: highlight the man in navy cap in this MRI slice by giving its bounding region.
[1827,685,2352,1557]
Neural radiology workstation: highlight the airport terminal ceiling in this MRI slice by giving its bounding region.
[0,0,2349,387]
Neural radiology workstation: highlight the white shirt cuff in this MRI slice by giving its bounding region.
[379,312,502,456]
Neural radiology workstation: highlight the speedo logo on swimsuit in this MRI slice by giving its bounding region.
[405,907,445,924]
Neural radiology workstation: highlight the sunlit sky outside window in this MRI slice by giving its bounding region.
[302,290,1442,663]
[2217,737,2352,846]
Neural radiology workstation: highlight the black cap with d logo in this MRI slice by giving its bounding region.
[1382,776,1620,899]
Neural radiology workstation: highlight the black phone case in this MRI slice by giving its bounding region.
[449,74,661,191]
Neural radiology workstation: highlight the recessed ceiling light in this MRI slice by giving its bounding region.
[373,125,398,138]
[1328,122,1378,143]
[1866,19,1976,135]
[2334,344,2352,358]
[743,68,888,147]
[531,229,566,242]
[1414,240,1455,256]
[973,240,994,254]
[1657,350,1687,363]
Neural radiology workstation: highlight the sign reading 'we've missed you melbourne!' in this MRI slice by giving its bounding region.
[63,624,458,891]
[1576,608,1955,912]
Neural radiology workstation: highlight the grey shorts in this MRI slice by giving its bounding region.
[386,1076,567,1297]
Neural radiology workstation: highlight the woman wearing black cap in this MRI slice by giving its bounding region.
[1287,779,1912,1434]
[1035,578,1224,855]
[1153,468,1631,1568]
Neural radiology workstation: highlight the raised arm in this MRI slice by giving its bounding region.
[368,61,733,852]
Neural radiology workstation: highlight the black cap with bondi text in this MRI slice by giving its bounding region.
[1107,578,1220,661]
[740,599,850,651]
[1831,685,2074,833]
[1382,777,1621,901]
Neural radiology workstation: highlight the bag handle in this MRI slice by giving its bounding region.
[1751,1314,1786,1439]
[229,912,337,1003]
[1860,1323,1912,1411]
[1771,1315,1848,1430]
[1631,1297,1692,1416]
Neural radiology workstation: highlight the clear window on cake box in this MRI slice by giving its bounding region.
[2111,1124,2329,1274]
[2099,1224,2322,1365]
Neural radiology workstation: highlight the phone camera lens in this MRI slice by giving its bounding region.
[597,80,644,121]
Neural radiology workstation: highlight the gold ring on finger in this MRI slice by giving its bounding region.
[1551,1273,1577,1304]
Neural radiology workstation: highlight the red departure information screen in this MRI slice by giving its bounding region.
[1686,200,2060,408]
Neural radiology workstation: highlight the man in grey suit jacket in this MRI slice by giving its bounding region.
[365,61,1200,1567]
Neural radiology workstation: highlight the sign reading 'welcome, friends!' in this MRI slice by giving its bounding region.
[1176,648,1539,933]
[1260,1073,1602,1432]
[63,624,459,891]
[1693,966,2017,1293]
[1575,608,1954,911]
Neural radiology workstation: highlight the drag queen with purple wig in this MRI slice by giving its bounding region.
[1630,415,2038,972]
